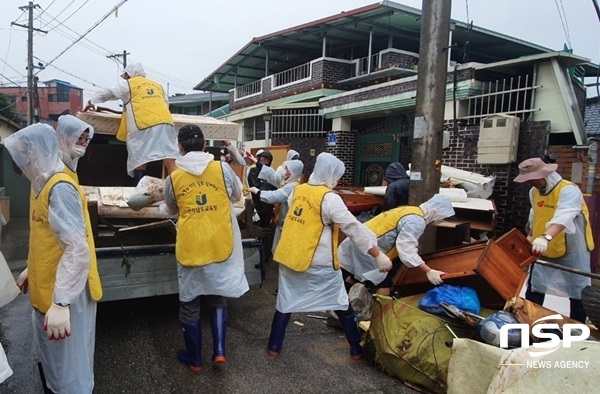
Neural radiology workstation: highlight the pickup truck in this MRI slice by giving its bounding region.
[75,111,269,301]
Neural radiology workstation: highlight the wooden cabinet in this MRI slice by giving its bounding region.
[393,228,537,309]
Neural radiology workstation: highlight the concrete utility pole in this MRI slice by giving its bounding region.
[409,0,452,250]
[409,0,452,204]
[107,50,130,68]
[12,2,47,125]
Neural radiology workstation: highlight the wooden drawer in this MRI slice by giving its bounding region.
[393,228,537,309]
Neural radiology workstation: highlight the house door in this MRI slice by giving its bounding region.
[354,133,401,186]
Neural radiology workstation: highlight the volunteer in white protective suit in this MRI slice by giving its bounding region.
[4,124,102,394]
[338,194,455,288]
[56,114,94,182]
[273,149,300,185]
[161,125,249,372]
[268,152,390,360]
[248,159,304,254]
[514,157,594,322]
[85,63,179,184]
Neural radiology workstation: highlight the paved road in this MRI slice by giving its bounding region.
[1,218,411,393]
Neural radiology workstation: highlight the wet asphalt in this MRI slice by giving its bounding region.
[0,217,412,393]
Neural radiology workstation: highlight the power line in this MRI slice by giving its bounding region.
[554,0,572,48]
[41,0,92,33]
[35,0,130,76]
[39,0,76,30]
[33,55,102,88]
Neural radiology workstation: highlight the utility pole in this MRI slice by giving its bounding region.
[107,50,130,68]
[409,0,452,251]
[12,2,47,125]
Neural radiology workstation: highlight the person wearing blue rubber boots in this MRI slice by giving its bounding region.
[268,152,390,360]
[161,125,249,372]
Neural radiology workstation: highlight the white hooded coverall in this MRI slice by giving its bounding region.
[275,153,377,313]
[3,124,96,394]
[90,63,179,177]
[162,151,249,301]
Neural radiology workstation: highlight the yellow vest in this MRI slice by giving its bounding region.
[171,162,234,266]
[365,206,424,259]
[277,180,300,222]
[274,184,341,272]
[116,76,174,142]
[28,173,102,313]
[532,180,594,258]
[63,162,79,183]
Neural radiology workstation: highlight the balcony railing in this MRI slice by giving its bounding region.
[273,62,311,88]
[355,54,379,76]
[235,80,262,100]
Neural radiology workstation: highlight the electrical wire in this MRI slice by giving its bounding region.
[39,0,76,30]
[35,0,130,76]
[42,0,92,33]
[33,56,101,88]
[554,0,572,48]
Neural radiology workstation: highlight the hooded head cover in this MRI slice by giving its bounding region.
[384,162,409,183]
[419,194,455,224]
[257,150,273,165]
[308,152,345,189]
[284,160,304,183]
[3,123,64,194]
[286,149,300,161]
[57,115,94,170]
[513,157,558,183]
[121,62,146,79]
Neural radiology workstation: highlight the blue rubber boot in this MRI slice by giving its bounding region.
[209,307,228,365]
[337,312,364,360]
[267,310,291,356]
[178,321,202,372]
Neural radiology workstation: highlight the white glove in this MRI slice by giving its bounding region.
[532,237,548,255]
[374,253,392,273]
[426,269,445,285]
[44,303,71,340]
[17,267,29,294]
[248,187,259,194]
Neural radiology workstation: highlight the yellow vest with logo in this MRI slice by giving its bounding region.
[532,180,594,258]
[28,173,102,314]
[171,162,234,266]
[116,76,174,141]
[277,180,300,222]
[274,184,341,272]
[365,206,424,260]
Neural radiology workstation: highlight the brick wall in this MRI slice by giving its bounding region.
[271,136,328,179]
[442,121,551,235]
[547,145,600,194]
[325,130,356,184]
[380,52,418,70]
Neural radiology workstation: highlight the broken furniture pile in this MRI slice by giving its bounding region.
[365,228,599,393]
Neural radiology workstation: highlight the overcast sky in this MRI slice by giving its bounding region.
[1,0,599,105]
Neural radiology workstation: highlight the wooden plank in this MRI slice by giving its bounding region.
[77,111,239,140]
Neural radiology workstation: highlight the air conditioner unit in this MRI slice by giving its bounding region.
[477,115,520,164]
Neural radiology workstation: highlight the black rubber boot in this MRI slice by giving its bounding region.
[133,169,146,186]
[209,307,228,364]
[267,310,291,356]
[178,321,202,372]
[337,311,364,360]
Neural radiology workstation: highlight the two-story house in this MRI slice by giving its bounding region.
[0,79,84,125]
[194,1,598,235]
